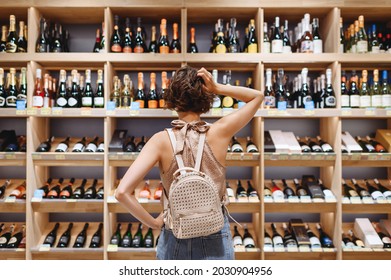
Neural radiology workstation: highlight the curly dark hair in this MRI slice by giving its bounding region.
[164,65,215,114]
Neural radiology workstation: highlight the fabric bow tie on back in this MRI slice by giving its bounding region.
[170,120,210,155]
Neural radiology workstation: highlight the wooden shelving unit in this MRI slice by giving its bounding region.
[0,0,390,260]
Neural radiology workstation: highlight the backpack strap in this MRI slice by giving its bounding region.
[194,132,206,172]
[166,128,185,172]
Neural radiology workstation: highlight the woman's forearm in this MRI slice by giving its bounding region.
[215,83,263,103]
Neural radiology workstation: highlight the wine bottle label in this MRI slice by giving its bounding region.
[86,143,97,152]
[94,97,104,106]
[246,144,258,153]
[360,190,370,197]
[132,236,141,246]
[148,100,158,109]
[47,190,58,197]
[56,143,68,152]
[122,237,131,246]
[323,189,334,197]
[226,188,234,198]
[91,236,100,244]
[33,95,44,107]
[159,99,165,108]
[359,96,371,107]
[68,97,78,107]
[123,46,132,53]
[325,96,336,107]
[110,237,119,245]
[371,190,384,200]
[10,190,21,197]
[355,240,365,247]
[37,44,47,53]
[357,40,368,53]
[300,40,314,53]
[273,236,283,246]
[249,191,258,197]
[44,236,54,244]
[159,46,170,54]
[271,39,283,53]
[243,237,255,247]
[263,42,271,53]
[43,96,50,108]
[122,96,131,107]
[382,94,391,107]
[97,143,104,152]
[222,96,234,108]
[382,191,391,198]
[247,43,257,53]
[339,44,344,53]
[341,95,350,107]
[135,100,145,108]
[272,190,284,199]
[154,189,162,199]
[215,44,227,53]
[144,238,153,247]
[264,96,276,107]
[309,236,321,247]
[6,95,16,107]
[56,96,67,107]
[0,237,8,244]
[311,144,322,151]
[72,143,84,152]
[264,237,273,246]
[350,95,360,107]
[231,143,243,152]
[364,144,375,152]
[349,190,359,197]
[321,143,333,152]
[60,190,70,197]
[6,42,17,52]
[7,236,17,244]
[282,45,291,53]
[139,190,150,199]
[233,235,243,246]
[371,46,380,53]
[0,96,5,106]
[382,236,391,244]
[133,45,144,53]
[298,189,308,196]
[313,39,323,53]
[59,236,69,244]
[82,97,92,107]
[111,44,122,52]
[212,96,221,108]
[301,144,311,152]
[264,189,272,196]
[371,95,382,107]
[351,44,357,53]
[75,236,84,244]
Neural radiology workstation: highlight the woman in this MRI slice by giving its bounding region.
[115,66,263,259]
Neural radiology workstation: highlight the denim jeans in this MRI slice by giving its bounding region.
[156,215,234,260]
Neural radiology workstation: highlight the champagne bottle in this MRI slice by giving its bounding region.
[243,224,256,248]
[0,179,11,199]
[264,68,275,108]
[282,222,298,247]
[123,136,136,152]
[131,223,143,248]
[357,15,368,53]
[225,181,235,200]
[93,28,101,53]
[366,136,386,153]
[305,223,321,248]
[121,74,132,109]
[271,16,283,53]
[123,18,133,53]
[271,223,284,247]
[89,223,103,248]
[110,223,122,245]
[72,137,87,152]
[57,223,73,248]
[47,178,64,199]
[6,68,18,108]
[0,68,5,108]
[72,178,87,199]
[188,27,198,53]
[111,76,121,108]
[296,136,311,153]
[39,178,52,198]
[232,225,243,247]
[52,24,63,52]
[134,72,146,108]
[306,137,322,152]
[81,69,93,107]
[294,178,308,197]
[139,180,151,199]
[73,222,89,248]
[264,230,273,247]
[43,222,60,247]
[170,23,181,53]
[342,231,355,248]
[214,19,226,53]
[9,181,26,199]
[120,223,132,247]
[316,223,334,248]
[143,227,154,248]
[231,136,244,152]
[84,179,98,199]
[136,136,146,152]
[247,19,257,53]
[365,179,385,201]
[36,17,49,52]
[110,15,122,52]
[7,224,25,248]
[158,19,170,54]
[0,224,15,248]
[134,26,146,53]
[236,180,248,199]
[59,178,75,199]
[147,73,158,109]
[5,15,17,53]
[93,69,104,108]
[67,69,80,108]
[316,136,334,153]
[54,137,70,152]
[96,186,104,200]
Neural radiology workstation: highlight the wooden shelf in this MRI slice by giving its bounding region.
[30,248,104,260]
[342,249,391,260]
[264,250,337,260]
[31,199,103,213]
[26,108,107,117]
[340,108,391,118]
[265,201,337,213]
[0,249,26,260]
[342,201,391,213]
[264,152,336,167]
[342,153,391,167]
[257,108,340,118]
[0,108,28,117]
[0,200,26,213]
[0,153,26,166]
[32,152,104,166]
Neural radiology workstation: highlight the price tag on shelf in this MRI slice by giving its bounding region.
[130,102,140,116]
[26,107,37,115]
[323,248,335,253]
[5,153,16,160]
[300,196,311,203]
[350,197,362,204]
[274,246,285,252]
[273,197,285,203]
[5,196,16,203]
[39,244,51,251]
[248,196,260,203]
[172,111,178,117]
[288,196,300,203]
[16,109,26,115]
[353,247,372,252]
[304,101,315,110]
[341,108,352,116]
[107,196,117,203]
[343,247,354,252]
[211,108,222,116]
[264,196,273,203]
[237,197,249,203]
[106,101,116,115]
[384,248,391,252]
[368,154,378,160]
[16,248,26,252]
[138,197,149,203]
[66,199,77,203]
[277,101,287,111]
[246,248,259,252]
[312,198,325,203]
[31,197,42,202]
[40,108,51,115]
[362,197,374,204]
[55,154,65,160]
[372,248,384,252]
[311,247,323,252]
[234,245,246,252]
[287,246,298,252]
[299,246,311,252]
[387,197,391,204]
[107,244,118,252]
[381,154,391,161]
[52,107,63,115]
[325,196,337,203]
[365,107,376,116]
[33,190,44,200]
[16,100,26,110]
[342,197,351,204]
[81,108,92,116]
[263,246,273,252]
[375,197,387,204]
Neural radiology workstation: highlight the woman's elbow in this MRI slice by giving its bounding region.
[114,188,127,202]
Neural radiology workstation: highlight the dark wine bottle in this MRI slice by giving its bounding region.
[96,186,104,200]
[89,223,103,248]
[136,136,146,152]
[39,178,52,198]
[365,179,385,201]
[316,136,334,152]
[366,136,386,153]
[72,178,87,199]
[84,136,100,152]
[374,178,391,199]
[246,180,259,199]
[110,15,122,53]
[47,178,64,199]
[123,18,133,53]
[305,223,321,248]
[232,225,243,247]
[296,136,311,153]
[6,224,24,248]
[43,222,60,247]
[36,136,54,152]
[282,179,295,198]
[123,136,136,152]
[0,179,11,199]
[59,178,75,199]
[188,27,198,53]
[143,227,154,248]
[282,222,298,247]
[348,229,365,247]
[372,222,391,248]
[36,17,49,52]
[342,179,359,198]
[84,179,98,199]
[351,178,370,198]
[231,136,244,152]
[264,230,273,247]
[57,222,73,248]
[342,231,355,248]
[0,224,15,248]
[148,26,157,53]
[306,137,322,152]
[131,223,143,248]
[72,137,87,152]
[236,180,248,199]
[293,178,309,197]
[356,136,375,153]
[93,28,101,53]
[54,136,70,152]
[110,223,122,245]
[243,224,256,248]
[120,223,132,247]
[73,222,89,248]
[246,136,258,153]
[316,223,334,248]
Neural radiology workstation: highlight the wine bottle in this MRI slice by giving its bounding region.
[96,141,104,153]
[43,222,60,247]
[136,136,146,152]
[312,17,322,53]
[0,179,11,199]
[232,225,243,247]
[263,22,271,53]
[36,17,49,52]
[318,179,334,198]
[5,15,17,53]
[247,19,257,53]
[365,136,386,153]
[214,19,226,53]
[39,178,52,198]
[236,180,248,199]
[123,18,133,53]
[96,186,104,200]
[305,223,321,248]
[0,224,15,248]
[94,69,104,108]
[264,230,273,247]
[81,69,93,107]
[7,224,25,248]
[143,227,154,248]
[9,181,26,199]
[54,137,70,152]
[67,69,80,108]
[246,136,258,153]
[301,13,314,53]
[282,223,298,247]
[306,137,322,152]
[89,222,103,248]
[110,15,122,52]
[6,68,18,108]
[0,68,6,108]
[73,222,89,248]
[357,15,368,53]
[188,27,198,53]
[110,76,121,108]
[57,222,73,248]
[72,178,87,199]
[153,181,164,200]
[351,178,370,198]
[243,224,256,248]
[231,136,244,152]
[271,223,284,248]
[264,68,275,109]
[123,136,136,152]
[159,71,168,108]
[296,136,311,153]
[134,72,146,108]
[110,223,122,245]
[170,23,181,53]
[158,19,170,54]
[139,180,151,199]
[131,223,143,248]
[281,179,295,198]
[316,136,334,153]
[342,179,359,198]
[134,26,146,53]
[71,137,87,153]
[374,179,391,199]
[147,73,158,109]
[381,70,391,108]
[84,179,98,199]
[342,231,355,248]
[356,136,375,153]
[293,178,308,197]
[246,180,259,199]
[47,178,64,199]
[365,179,385,201]
[225,181,235,200]
[85,136,100,153]
[0,26,6,53]
[121,74,132,109]
[348,229,365,247]
[52,24,63,52]
[120,223,132,247]
[59,178,75,199]
[271,16,283,53]
[93,28,101,53]
[349,72,360,108]
[271,180,284,200]
[372,222,391,248]
[316,223,334,248]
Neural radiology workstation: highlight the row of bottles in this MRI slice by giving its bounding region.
[33,69,104,109]
[340,16,391,54]
[0,224,26,248]
[226,180,259,202]
[43,222,103,248]
[341,69,391,108]
[295,136,334,153]
[0,68,27,108]
[264,13,323,54]
[344,134,387,153]
[122,136,146,153]
[36,136,104,153]
[37,178,103,200]
[110,16,180,54]
[0,15,27,53]
[228,136,259,153]
[110,223,155,248]
[342,178,391,200]
[265,222,334,249]
[36,17,70,53]
[134,180,163,201]
[232,224,256,248]
[0,180,26,199]
[264,68,336,109]
[343,220,391,249]
[0,130,26,152]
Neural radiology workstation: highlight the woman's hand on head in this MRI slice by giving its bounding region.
[197,67,218,94]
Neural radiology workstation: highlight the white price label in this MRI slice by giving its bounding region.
[311,247,323,252]
[287,246,299,252]
[300,196,312,203]
[107,196,117,203]
[299,246,311,252]
[342,197,351,204]
[376,197,387,204]
[5,197,16,203]
[264,197,273,203]
[362,197,374,204]
[288,196,300,203]
[107,244,118,252]
[274,246,285,252]
[325,196,337,203]
[273,197,285,203]
[39,244,51,251]
[350,197,362,204]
